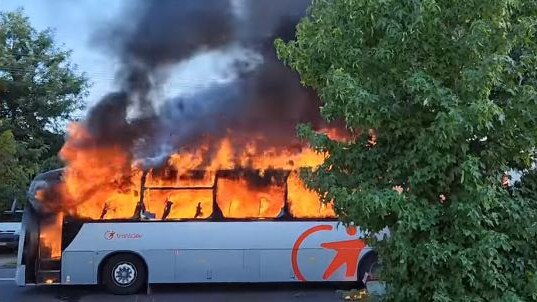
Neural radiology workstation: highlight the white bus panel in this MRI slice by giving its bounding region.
[60,221,371,285]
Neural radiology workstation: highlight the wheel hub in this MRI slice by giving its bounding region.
[112,262,137,287]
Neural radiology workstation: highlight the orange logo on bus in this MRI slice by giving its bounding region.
[291,225,366,281]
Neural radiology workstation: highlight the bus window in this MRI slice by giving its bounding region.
[215,170,287,219]
[287,171,336,219]
[0,212,23,222]
[146,168,215,188]
[75,191,138,220]
[144,189,213,220]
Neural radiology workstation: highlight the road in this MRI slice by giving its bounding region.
[0,268,348,302]
[0,251,16,268]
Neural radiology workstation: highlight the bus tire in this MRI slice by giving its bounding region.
[357,251,378,286]
[102,253,146,295]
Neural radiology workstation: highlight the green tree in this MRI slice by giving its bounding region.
[277,0,537,300]
[0,127,29,209]
[0,9,88,209]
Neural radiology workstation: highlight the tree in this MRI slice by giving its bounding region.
[0,127,29,209]
[276,0,537,300]
[0,9,88,209]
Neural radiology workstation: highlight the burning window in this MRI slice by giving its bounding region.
[36,125,342,221]
[77,191,139,220]
[287,171,335,218]
[146,169,216,188]
[215,169,287,219]
[142,169,215,220]
[144,189,213,220]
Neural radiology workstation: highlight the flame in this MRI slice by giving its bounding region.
[39,214,63,259]
[216,178,285,218]
[145,189,213,219]
[37,122,346,241]
[59,123,341,220]
[288,171,335,218]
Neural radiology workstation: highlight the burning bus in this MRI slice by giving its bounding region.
[16,166,379,295]
[15,0,381,294]
[15,127,379,295]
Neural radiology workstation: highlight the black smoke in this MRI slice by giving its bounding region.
[81,0,330,168]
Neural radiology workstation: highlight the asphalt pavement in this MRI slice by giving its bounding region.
[0,268,347,302]
[0,269,13,279]
[0,252,16,268]
[0,251,350,301]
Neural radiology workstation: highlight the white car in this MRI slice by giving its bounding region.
[0,222,21,251]
[1,200,22,251]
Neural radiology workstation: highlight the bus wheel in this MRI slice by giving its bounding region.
[357,251,378,287]
[102,253,146,295]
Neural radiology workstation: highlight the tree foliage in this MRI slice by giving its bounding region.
[0,127,28,208]
[0,10,88,209]
[276,0,537,300]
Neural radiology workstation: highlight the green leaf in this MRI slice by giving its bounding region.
[276,0,537,300]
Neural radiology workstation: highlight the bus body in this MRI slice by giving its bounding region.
[16,169,379,294]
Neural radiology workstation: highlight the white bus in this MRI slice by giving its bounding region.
[16,169,378,295]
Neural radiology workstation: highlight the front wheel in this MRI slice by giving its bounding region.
[102,253,146,295]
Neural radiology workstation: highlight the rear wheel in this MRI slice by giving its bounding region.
[357,251,378,286]
[102,253,146,295]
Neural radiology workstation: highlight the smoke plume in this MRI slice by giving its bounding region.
[80,0,326,169]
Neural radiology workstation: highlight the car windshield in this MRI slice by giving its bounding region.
[0,213,22,223]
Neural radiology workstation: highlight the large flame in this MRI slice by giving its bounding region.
[38,123,346,257]
[39,214,63,260]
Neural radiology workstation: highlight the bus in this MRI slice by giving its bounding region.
[16,168,379,295]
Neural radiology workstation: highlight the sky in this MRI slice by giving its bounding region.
[0,0,124,109]
[0,0,239,115]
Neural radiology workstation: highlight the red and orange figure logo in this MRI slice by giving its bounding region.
[291,225,366,281]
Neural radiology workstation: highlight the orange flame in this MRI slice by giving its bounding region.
[39,214,63,259]
[37,122,348,253]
